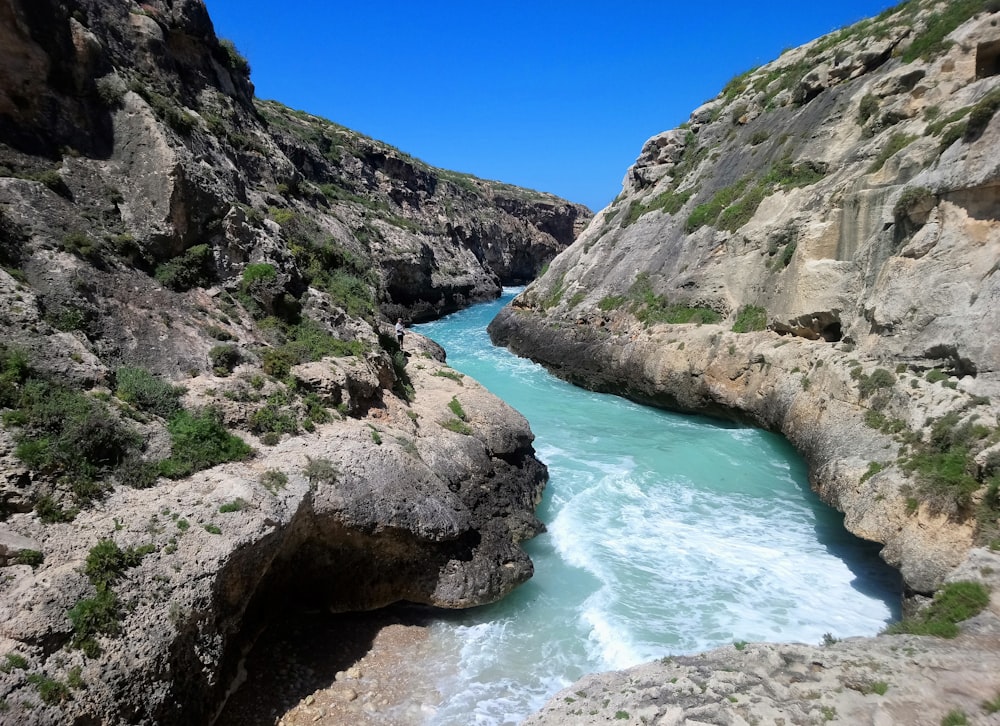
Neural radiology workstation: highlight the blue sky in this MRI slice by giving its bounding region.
[202,1,898,211]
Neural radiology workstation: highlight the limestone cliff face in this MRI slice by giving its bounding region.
[493,0,1000,593]
[492,2,1000,723]
[0,0,565,721]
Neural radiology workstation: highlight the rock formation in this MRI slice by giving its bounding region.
[0,0,578,720]
[490,1,1000,722]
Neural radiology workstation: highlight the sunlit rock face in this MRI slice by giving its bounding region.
[496,3,1000,723]
[492,3,1000,592]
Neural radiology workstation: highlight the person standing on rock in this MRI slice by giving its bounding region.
[395,317,405,349]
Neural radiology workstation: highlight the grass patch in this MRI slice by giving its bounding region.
[114,367,184,419]
[447,396,468,421]
[440,418,473,435]
[259,469,288,494]
[433,368,465,384]
[901,0,993,63]
[732,305,767,333]
[218,498,248,513]
[886,581,989,638]
[158,408,252,479]
[868,133,917,173]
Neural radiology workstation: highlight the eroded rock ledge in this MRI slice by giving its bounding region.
[0,333,546,724]
[524,550,1000,726]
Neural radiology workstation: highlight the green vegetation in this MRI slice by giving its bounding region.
[886,581,989,638]
[893,186,935,221]
[732,305,767,333]
[154,244,215,291]
[70,539,154,657]
[1,653,28,672]
[440,418,473,435]
[248,390,298,437]
[7,373,141,506]
[983,692,1000,713]
[203,523,222,535]
[901,0,995,63]
[14,549,44,568]
[627,273,721,326]
[218,38,250,76]
[218,498,248,513]
[209,345,241,376]
[303,456,339,487]
[433,368,465,384]
[259,469,288,494]
[940,710,969,726]
[858,93,879,124]
[258,315,365,378]
[114,367,184,419]
[860,461,885,484]
[447,396,468,421]
[623,188,694,227]
[158,408,252,479]
[868,133,917,173]
[857,368,896,398]
[901,411,989,512]
[542,273,566,310]
[685,158,827,234]
[290,238,376,319]
[26,673,71,704]
[597,294,628,312]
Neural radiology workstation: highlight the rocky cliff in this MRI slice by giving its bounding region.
[491,0,1000,722]
[0,0,581,721]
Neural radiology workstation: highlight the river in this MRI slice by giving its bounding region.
[403,289,901,725]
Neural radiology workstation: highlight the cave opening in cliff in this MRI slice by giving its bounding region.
[976,39,1000,79]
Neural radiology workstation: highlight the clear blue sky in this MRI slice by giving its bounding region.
[202,1,898,211]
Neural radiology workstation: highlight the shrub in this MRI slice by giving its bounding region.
[35,495,76,523]
[154,244,215,291]
[26,673,70,704]
[965,88,1000,140]
[303,456,338,486]
[84,539,155,590]
[886,581,989,638]
[893,186,934,220]
[114,367,184,419]
[732,305,767,333]
[218,38,251,76]
[249,391,298,435]
[434,368,465,384]
[858,368,895,398]
[598,295,628,311]
[68,587,121,656]
[858,93,879,123]
[158,408,252,479]
[14,549,44,568]
[860,462,885,484]
[12,380,140,501]
[0,344,30,408]
[259,469,288,493]
[209,344,241,376]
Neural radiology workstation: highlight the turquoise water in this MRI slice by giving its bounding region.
[409,289,900,725]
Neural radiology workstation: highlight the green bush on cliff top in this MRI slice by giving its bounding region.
[885,580,989,638]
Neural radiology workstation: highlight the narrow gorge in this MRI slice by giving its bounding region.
[1,0,999,724]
